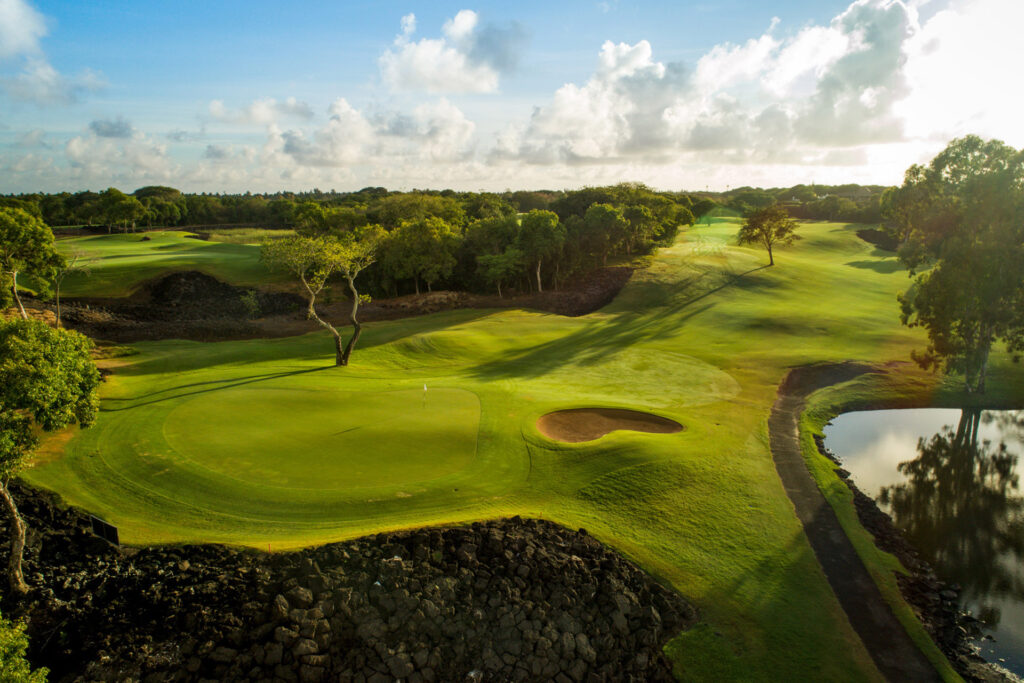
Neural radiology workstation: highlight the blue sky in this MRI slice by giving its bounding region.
[1,0,1020,192]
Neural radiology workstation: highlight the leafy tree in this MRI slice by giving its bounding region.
[52,248,92,327]
[0,208,62,319]
[894,136,1024,393]
[737,204,800,266]
[385,217,461,293]
[517,210,564,292]
[0,319,100,595]
[374,194,465,230]
[464,194,514,221]
[622,205,657,255]
[0,610,47,682]
[261,230,380,365]
[477,248,523,297]
[582,204,627,266]
[98,188,145,232]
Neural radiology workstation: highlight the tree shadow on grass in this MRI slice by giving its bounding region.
[469,264,770,381]
[102,366,331,411]
[844,259,905,274]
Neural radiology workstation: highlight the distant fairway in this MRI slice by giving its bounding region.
[30,219,1024,680]
[55,231,281,297]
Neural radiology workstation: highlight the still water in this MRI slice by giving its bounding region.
[824,408,1024,675]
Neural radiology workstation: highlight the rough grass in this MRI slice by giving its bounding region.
[203,227,295,244]
[30,217,1020,680]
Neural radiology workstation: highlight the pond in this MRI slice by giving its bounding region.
[824,408,1024,675]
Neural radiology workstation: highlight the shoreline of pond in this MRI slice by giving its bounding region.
[817,418,1018,683]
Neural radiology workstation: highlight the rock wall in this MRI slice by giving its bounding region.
[1,483,696,682]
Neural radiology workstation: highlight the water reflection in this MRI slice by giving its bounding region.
[879,409,1024,631]
[824,408,1024,673]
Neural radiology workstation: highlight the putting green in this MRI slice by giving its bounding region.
[164,387,480,489]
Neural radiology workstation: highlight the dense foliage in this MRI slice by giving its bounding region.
[886,136,1024,393]
[0,610,46,683]
[0,318,100,594]
[6,184,695,297]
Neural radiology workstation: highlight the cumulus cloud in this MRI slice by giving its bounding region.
[3,57,104,104]
[209,97,314,125]
[0,0,45,58]
[279,97,475,168]
[0,0,105,105]
[493,0,989,175]
[64,125,175,185]
[379,10,525,93]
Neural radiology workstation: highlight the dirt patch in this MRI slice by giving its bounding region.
[537,408,683,443]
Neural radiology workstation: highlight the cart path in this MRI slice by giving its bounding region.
[768,362,942,682]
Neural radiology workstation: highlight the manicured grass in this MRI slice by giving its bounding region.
[31,218,1019,680]
[55,231,282,297]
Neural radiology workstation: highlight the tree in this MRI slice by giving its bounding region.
[477,248,523,297]
[52,248,92,327]
[517,210,564,292]
[581,204,626,266]
[0,319,100,595]
[893,136,1024,394]
[261,230,380,365]
[0,208,62,319]
[98,188,145,232]
[622,205,657,254]
[385,217,461,293]
[736,204,800,266]
[0,610,47,682]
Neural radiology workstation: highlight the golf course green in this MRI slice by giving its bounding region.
[30,216,1024,680]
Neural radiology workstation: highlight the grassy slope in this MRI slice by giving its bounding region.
[31,217,1011,680]
[56,231,282,297]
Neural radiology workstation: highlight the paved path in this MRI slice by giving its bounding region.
[768,362,942,682]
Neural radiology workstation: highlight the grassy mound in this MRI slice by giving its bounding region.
[56,231,281,297]
[31,218,1016,680]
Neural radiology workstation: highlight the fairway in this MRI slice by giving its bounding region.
[31,218,1020,680]
[55,231,281,297]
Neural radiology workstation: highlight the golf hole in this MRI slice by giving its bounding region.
[537,408,683,443]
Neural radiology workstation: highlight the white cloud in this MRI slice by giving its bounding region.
[3,56,104,104]
[0,0,45,58]
[209,97,314,125]
[379,10,524,93]
[64,126,176,186]
[896,0,1024,147]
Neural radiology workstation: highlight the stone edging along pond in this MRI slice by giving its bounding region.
[1,482,697,682]
[780,362,1013,683]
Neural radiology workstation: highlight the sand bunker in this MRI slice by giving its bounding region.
[537,408,683,443]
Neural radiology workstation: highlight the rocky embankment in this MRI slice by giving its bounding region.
[1,483,696,682]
